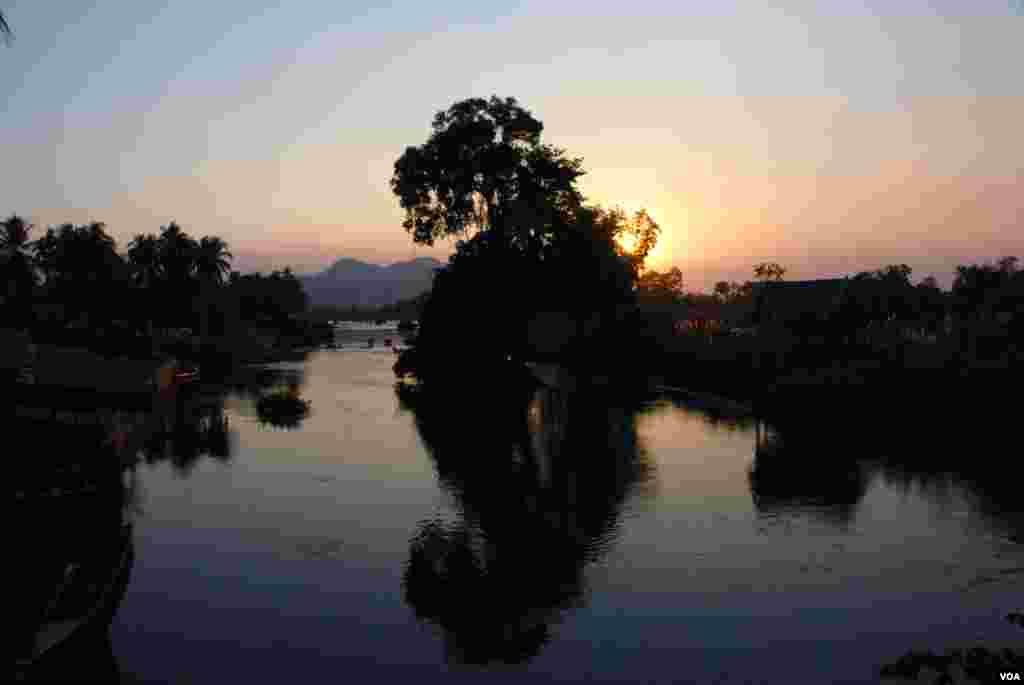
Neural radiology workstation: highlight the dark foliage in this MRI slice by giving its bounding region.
[255,384,311,430]
[1,214,316,366]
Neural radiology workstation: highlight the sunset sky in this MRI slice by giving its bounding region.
[2,0,1021,290]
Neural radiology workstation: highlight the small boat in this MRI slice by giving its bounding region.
[17,523,134,676]
[15,445,135,679]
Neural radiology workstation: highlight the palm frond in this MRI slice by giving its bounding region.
[1,11,12,43]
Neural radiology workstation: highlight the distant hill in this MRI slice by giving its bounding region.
[299,257,442,308]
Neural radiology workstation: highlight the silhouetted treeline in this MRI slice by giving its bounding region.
[639,258,1022,448]
[644,258,1021,338]
[137,398,233,476]
[1,216,328,361]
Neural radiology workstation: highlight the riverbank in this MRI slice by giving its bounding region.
[9,314,333,371]
[649,330,1023,451]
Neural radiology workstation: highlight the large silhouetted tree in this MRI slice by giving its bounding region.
[392,97,661,380]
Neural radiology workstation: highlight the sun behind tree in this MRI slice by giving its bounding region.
[391,96,666,381]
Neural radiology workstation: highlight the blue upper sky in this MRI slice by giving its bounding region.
[2,0,1021,287]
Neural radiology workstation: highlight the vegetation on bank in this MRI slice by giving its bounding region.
[0,217,332,370]
[636,257,1023,432]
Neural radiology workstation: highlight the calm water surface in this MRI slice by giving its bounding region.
[109,348,1021,684]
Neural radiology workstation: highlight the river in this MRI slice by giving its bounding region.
[91,342,1022,683]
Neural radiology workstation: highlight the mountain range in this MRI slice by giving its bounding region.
[299,257,443,308]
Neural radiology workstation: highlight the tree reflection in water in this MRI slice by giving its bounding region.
[746,422,1024,680]
[396,378,655,666]
[255,382,311,430]
[138,397,232,476]
[215,364,312,430]
[877,457,1024,546]
[748,422,1023,543]
[217,363,307,402]
[747,432,870,528]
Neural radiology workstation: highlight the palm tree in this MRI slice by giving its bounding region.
[1,214,33,254]
[28,224,69,294]
[194,237,233,287]
[127,233,163,288]
[127,233,163,340]
[1,215,35,289]
[193,236,233,340]
[156,221,201,332]
[1,215,36,326]
[158,222,197,283]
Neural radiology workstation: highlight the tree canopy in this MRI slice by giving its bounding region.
[853,263,913,286]
[636,267,684,306]
[391,96,585,250]
[952,257,1021,318]
[753,262,787,282]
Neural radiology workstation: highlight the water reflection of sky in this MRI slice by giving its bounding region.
[107,350,1022,684]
